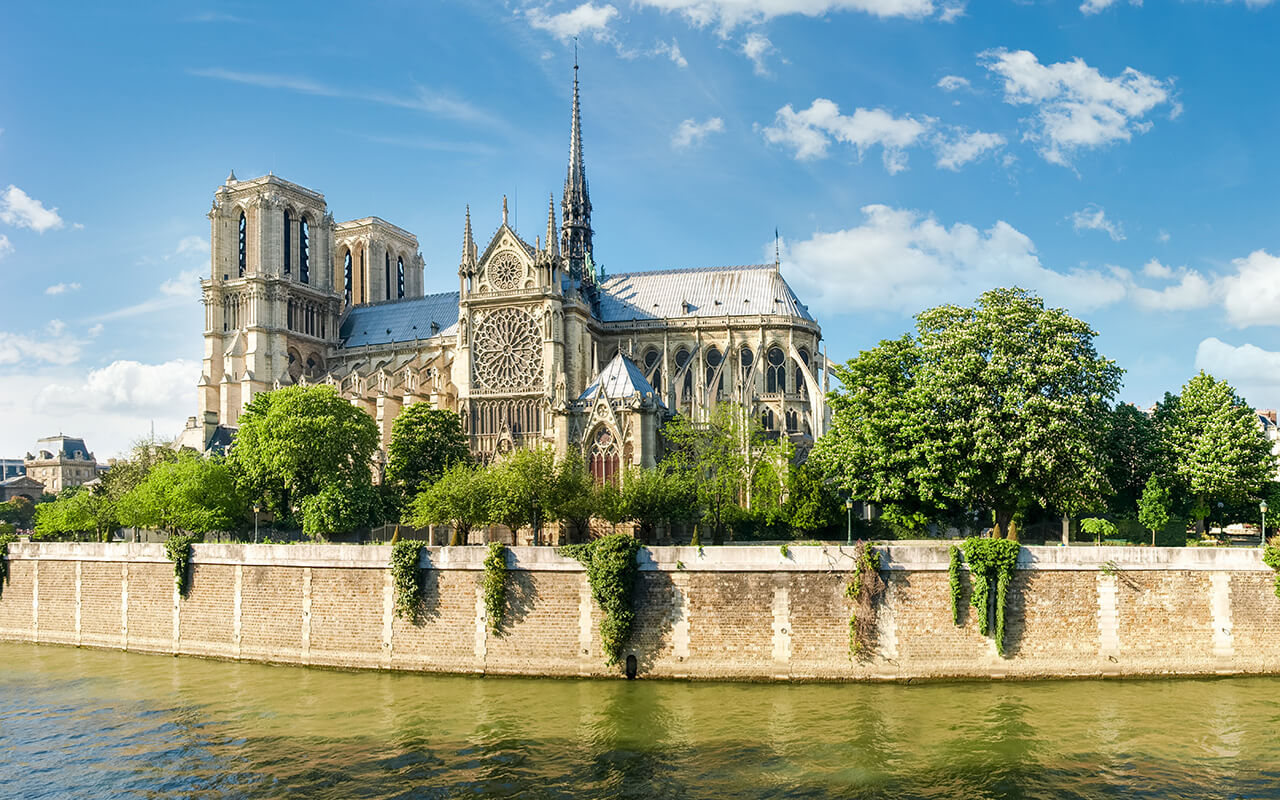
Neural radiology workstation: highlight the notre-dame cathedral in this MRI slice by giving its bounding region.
[179,68,829,478]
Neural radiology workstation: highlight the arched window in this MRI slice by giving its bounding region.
[385,251,391,300]
[675,347,692,400]
[762,408,775,430]
[797,348,810,397]
[766,346,787,394]
[343,251,353,306]
[644,348,661,393]
[299,217,310,284]
[283,210,291,275]
[237,211,247,277]
[740,346,754,369]
[589,427,620,484]
[397,256,405,298]
[705,346,723,393]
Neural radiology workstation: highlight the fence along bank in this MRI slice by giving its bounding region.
[1,542,1277,681]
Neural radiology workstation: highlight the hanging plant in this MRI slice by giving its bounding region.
[164,534,200,597]
[845,541,886,660]
[960,537,1020,656]
[1263,543,1280,598]
[559,534,642,667]
[948,544,963,625]
[483,542,508,635]
[390,539,427,621]
[0,533,15,596]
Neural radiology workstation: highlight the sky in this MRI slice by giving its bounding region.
[3,0,1280,459]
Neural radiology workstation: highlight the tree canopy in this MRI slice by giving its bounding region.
[385,405,470,501]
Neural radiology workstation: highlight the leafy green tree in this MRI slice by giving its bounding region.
[0,496,36,529]
[227,385,380,519]
[550,452,602,543]
[1164,372,1275,531]
[617,465,698,543]
[408,462,492,544]
[1137,474,1171,546]
[1104,403,1160,516]
[782,463,844,538]
[385,405,470,501]
[487,447,558,542]
[118,453,245,535]
[300,484,381,538]
[1079,517,1118,544]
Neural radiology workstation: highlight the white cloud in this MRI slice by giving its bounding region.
[1219,249,1280,328]
[1194,339,1280,404]
[980,48,1174,166]
[93,269,203,322]
[936,75,971,92]
[741,31,775,75]
[1157,229,1170,244]
[527,2,619,39]
[173,235,210,258]
[0,185,65,233]
[87,323,103,337]
[934,128,1005,170]
[0,324,83,366]
[1128,262,1215,311]
[762,99,930,172]
[781,204,1127,316]
[1080,0,1141,15]
[653,38,688,67]
[160,269,203,298]
[46,320,66,337]
[1070,204,1125,241]
[38,359,201,416]
[45,282,81,295]
[0,234,10,259]
[634,0,945,30]
[672,117,726,149]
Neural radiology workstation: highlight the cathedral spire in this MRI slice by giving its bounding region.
[460,205,475,270]
[561,61,594,285]
[545,193,558,257]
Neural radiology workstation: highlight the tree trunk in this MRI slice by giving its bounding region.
[993,510,1015,540]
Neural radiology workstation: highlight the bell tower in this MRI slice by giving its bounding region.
[560,61,594,288]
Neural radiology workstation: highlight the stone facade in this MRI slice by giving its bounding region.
[22,435,99,494]
[5,542,1280,681]
[181,69,826,472]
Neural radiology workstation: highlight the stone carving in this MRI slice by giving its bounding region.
[488,251,522,291]
[472,307,542,392]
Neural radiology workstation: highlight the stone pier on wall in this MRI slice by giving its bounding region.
[1,542,1278,681]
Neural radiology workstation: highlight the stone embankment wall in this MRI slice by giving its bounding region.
[2,542,1278,681]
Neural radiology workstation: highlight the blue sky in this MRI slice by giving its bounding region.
[3,0,1280,458]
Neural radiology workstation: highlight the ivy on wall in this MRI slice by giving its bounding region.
[390,539,427,621]
[559,534,642,667]
[0,533,14,597]
[948,545,962,625]
[1263,543,1280,598]
[845,541,886,660]
[483,542,508,635]
[959,537,1020,656]
[164,534,200,597]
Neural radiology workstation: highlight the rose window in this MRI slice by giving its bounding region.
[473,307,542,391]
[488,252,523,291]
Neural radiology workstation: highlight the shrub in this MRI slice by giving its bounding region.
[164,533,200,596]
[559,534,642,666]
[483,542,508,635]
[390,539,427,621]
[960,537,1020,656]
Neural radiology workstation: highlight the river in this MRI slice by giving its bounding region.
[3,641,1279,798]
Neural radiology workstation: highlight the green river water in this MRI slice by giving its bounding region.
[3,641,1280,799]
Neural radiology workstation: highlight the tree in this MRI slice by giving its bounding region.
[408,462,492,544]
[617,465,698,543]
[227,385,381,519]
[783,463,844,538]
[663,405,755,545]
[549,453,602,543]
[118,452,245,535]
[487,447,558,542]
[300,484,381,538]
[1137,474,1171,546]
[1164,372,1275,531]
[385,405,470,502]
[1103,403,1160,516]
[816,288,1123,540]
[0,496,35,530]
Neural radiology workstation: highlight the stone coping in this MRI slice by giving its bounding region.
[7,541,1271,572]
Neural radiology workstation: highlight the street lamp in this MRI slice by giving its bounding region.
[252,503,261,543]
[1261,500,1268,548]
[846,498,853,546]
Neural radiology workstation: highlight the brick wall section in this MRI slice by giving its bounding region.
[0,560,35,640]
[240,566,302,663]
[5,543,1280,682]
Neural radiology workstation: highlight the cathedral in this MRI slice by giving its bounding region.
[180,68,829,478]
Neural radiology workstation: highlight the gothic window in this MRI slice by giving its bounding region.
[589,427,620,484]
[397,256,405,298]
[797,348,810,397]
[786,410,798,433]
[283,210,292,275]
[343,252,353,306]
[644,348,661,393]
[489,251,522,291]
[385,251,391,300]
[359,248,365,304]
[705,346,723,393]
[472,307,542,392]
[762,408,775,430]
[299,217,310,284]
[740,346,754,369]
[237,211,246,277]
[675,347,692,400]
[766,346,787,394]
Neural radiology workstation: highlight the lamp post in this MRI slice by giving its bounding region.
[1262,500,1268,548]
[252,503,261,544]
[846,499,853,546]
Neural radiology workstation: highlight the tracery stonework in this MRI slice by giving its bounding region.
[488,251,522,291]
[472,307,542,392]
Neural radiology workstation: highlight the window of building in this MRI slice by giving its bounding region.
[397,256,405,298]
[385,251,391,300]
[675,347,692,400]
[644,348,661,393]
[766,346,787,394]
[797,348,810,397]
[237,211,247,277]
[299,218,310,284]
[705,346,723,393]
[589,427,620,484]
[343,252,353,306]
[283,210,291,275]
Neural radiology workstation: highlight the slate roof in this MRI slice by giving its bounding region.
[34,435,92,460]
[596,264,814,323]
[579,353,662,403]
[339,291,461,348]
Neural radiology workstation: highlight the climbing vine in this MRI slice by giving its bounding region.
[845,541,886,660]
[559,534,643,667]
[390,539,427,621]
[164,533,200,597]
[960,537,1020,656]
[483,542,508,635]
[1263,543,1280,598]
[0,533,15,596]
[948,544,962,625]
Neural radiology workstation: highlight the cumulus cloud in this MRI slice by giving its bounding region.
[633,0,947,30]
[0,185,65,233]
[762,99,930,172]
[934,128,1005,170]
[45,282,81,295]
[936,75,971,92]
[1070,204,1125,241]
[0,324,83,366]
[0,234,10,259]
[672,117,726,149]
[527,2,619,39]
[781,204,1127,316]
[1219,250,1280,328]
[980,48,1175,167]
[741,31,775,75]
[1127,261,1215,311]
[1194,339,1280,405]
[38,359,201,415]
[173,235,210,258]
